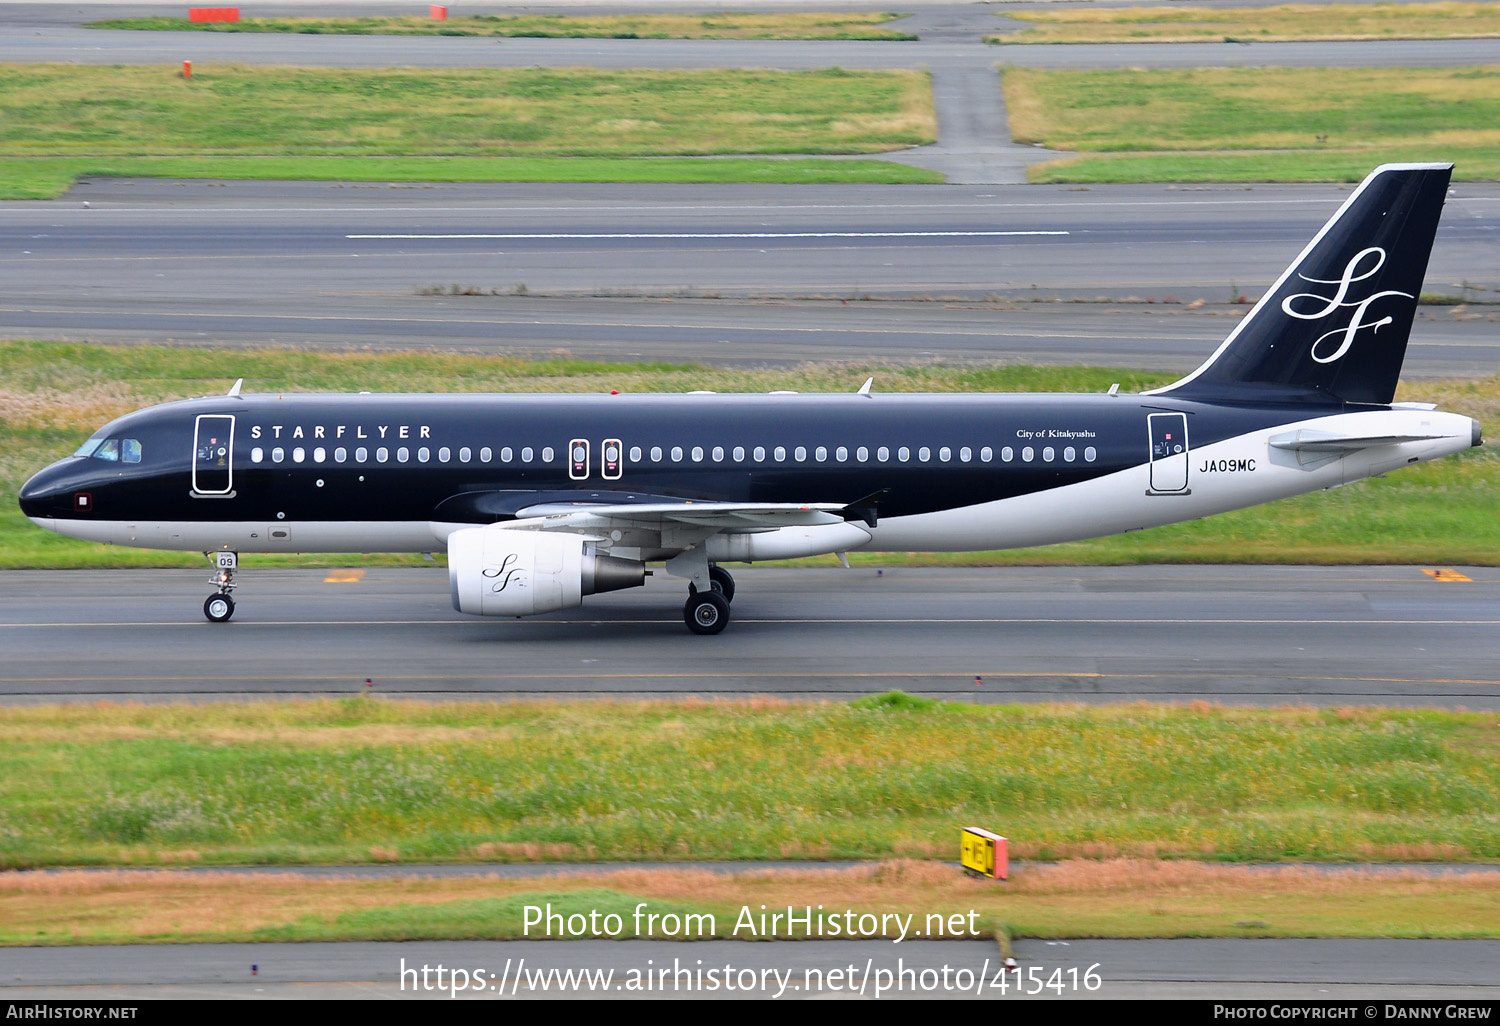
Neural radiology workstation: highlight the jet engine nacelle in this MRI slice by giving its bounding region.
[448,527,645,616]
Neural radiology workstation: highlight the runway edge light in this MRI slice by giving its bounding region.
[960,826,1008,881]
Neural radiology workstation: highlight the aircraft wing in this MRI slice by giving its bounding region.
[514,500,849,530]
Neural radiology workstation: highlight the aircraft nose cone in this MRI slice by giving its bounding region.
[18,463,67,519]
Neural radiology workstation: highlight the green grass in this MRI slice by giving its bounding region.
[4,698,1500,868]
[0,64,936,198]
[990,2,1500,45]
[4,340,1497,568]
[1003,67,1500,183]
[90,12,917,41]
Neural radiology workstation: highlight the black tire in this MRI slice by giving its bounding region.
[683,590,730,635]
[708,565,736,603]
[204,594,235,623]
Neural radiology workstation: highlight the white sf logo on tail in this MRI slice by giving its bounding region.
[1280,247,1413,364]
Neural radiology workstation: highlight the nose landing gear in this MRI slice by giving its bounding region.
[203,550,238,622]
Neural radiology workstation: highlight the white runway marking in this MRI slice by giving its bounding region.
[345,230,1070,241]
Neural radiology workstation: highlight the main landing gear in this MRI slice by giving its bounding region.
[683,565,735,635]
[203,550,238,622]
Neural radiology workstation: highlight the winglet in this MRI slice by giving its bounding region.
[857,377,874,397]
[227,378,244,398]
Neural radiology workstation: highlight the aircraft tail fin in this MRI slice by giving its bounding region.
[1149,163,1452,406]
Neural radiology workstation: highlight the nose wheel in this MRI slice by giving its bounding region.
[203,551,239,622]
[204,593,235,622]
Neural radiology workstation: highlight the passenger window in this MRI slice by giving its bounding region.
[815,446,828,462]
[314,447,327,463]
[458,447,471,463]
[335,447,348,463]
[651,446,664,462]
[754,446,766,462]
[356,447,369,462]
[856,446,868,462]
[835,446,847,462]
[733,446,745,462]
[960,447,971,462]
[1000,447,1012,462]
[1063,447,1075,462]
[1042,447,1054,462]
[939,447,951,462]
[877,446,889,461]
[417,447,430,463]
[541,446,553,463]
[774,446,786,461]
[293,447,306,463]
[1022,447,1034,462]
[712,446,724,462]
[898,447,910,462]
[122,439,142,463]
[692,446,704,462]
[671,447,683,462]
[251,447,264,464]
[794,446,807,462]
[499,447,511,463]
[396,447,409,463]
[630,446,643,462]
[1085,446,1098,462]
[438,447,450,463]
[376,447,389,463]
[521,447,533,463]
[272,447,285,463]
[918,447,931,462]
[95,439,120,462]
[980,446,993,462]
[481,447,493,462]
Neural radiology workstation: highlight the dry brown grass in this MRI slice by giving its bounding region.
[6,859,1499,944]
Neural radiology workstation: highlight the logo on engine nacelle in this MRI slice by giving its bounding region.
[482,552,526,593]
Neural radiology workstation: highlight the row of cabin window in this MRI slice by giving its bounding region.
[248,443,1101,467]
[248,445,550,466]
[625,444,1099,465]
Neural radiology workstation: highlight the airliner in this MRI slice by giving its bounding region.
[19,163,1481,634]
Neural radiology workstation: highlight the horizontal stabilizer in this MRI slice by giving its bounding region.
[1268,428,1453,452]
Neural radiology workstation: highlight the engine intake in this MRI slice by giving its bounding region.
[448,527,645,617]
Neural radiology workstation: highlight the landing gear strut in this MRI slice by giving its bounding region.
[203,550,238,622]
[688,565,736,603]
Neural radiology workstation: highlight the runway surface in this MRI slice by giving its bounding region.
[3,565,1498,706]
[4,937,1499,999]
[5,179,1497,373]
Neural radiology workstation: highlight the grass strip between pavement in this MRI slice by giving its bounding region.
[1005,67,1500,183]
[0,65,937,198]
[990,2,1500,45]
[4,696,1500,870]
[6,861,1500,945]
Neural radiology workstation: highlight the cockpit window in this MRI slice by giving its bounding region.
[81,437,142,463]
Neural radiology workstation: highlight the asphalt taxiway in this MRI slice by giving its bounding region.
[4,937,1499,999]
[3,565,1497,706]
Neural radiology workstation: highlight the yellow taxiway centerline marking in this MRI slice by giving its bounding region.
[323,570,366,584]
[1423,568,1474,582]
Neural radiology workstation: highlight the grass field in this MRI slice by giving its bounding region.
[0,64,937,198]
[4,340,1497,568]
[990,2,1500,45]
[1005,67,1500,183]
[8,860,1500,945]
[3,696,1500,870]
[90,12,917,41]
